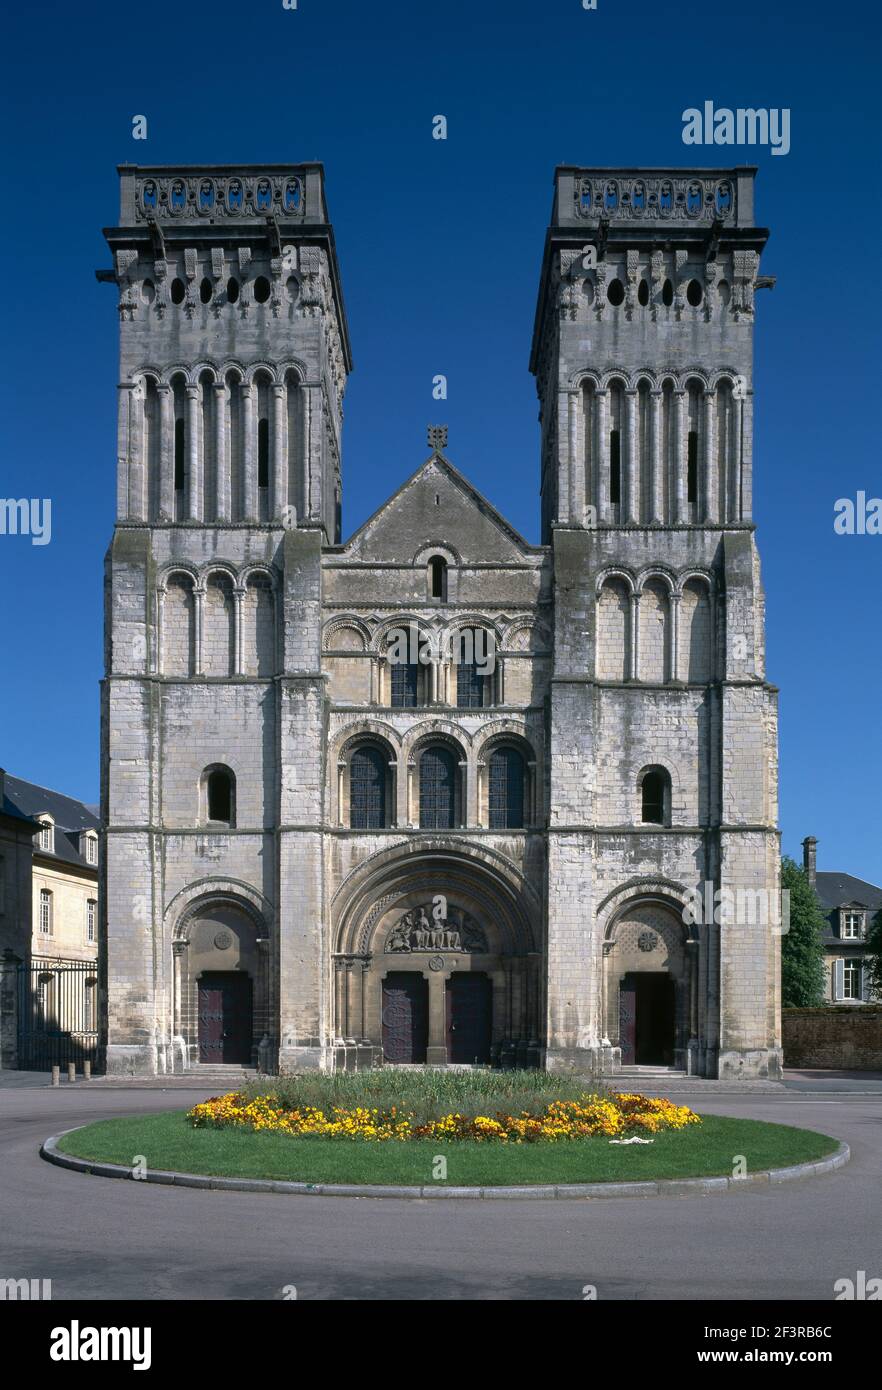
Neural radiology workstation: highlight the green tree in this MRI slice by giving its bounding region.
[780,857,827,1008]
[864,909,882,1002]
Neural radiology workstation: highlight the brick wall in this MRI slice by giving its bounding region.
[782,1007,882,1070]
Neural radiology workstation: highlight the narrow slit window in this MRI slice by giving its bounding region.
[687,431,699,504]
[258,418,269,489]
[428,556,447,600]
[609,429,621,505]
[174,418,185,493]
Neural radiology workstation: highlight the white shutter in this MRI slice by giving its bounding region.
[833,958,845,1002]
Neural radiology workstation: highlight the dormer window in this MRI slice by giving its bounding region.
[81,832,98,866]
[36,817,54,854]
[841,911,864,940]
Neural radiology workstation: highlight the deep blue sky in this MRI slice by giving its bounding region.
[1,0,879,879]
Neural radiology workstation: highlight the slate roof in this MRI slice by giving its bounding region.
[1,772,100,870]
[815,871,882,913]
[814,870,882,945]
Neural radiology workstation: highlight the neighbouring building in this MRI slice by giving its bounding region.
[0,769,39,962]
[100,162,781,1078]
[803,836,881,1004]
[0,772,100,966]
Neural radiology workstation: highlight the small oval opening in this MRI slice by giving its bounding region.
[285,275,299,303]
[254,276,271,304]
[687,279,703,307]
[607,278,625,307]
[662,279,674,307]
[581,277,595,305]
[141,279,155,304]
[227,277,240,304]
[637,279,649,307]
[170,279,185,305]
[199,277,212,305]
[718,279,731,306]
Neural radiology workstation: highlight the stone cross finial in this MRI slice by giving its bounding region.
[427,425,448,453]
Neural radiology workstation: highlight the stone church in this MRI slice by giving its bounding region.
[100,162,782,1079]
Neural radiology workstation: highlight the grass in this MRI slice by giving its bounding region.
[237,1069,612,1125]
[55,1112,839,1186]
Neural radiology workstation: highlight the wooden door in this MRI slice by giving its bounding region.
[381,973,428,1063]
[198,973,253,1064]
[446,973,492,1064]
[619,975,637,1065]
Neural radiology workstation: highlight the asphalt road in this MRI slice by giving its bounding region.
[1,1079,880,1300]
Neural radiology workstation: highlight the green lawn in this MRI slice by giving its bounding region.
[54,1112,838,1186]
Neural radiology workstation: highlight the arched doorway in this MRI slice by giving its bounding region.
[173,899,268,1069]
[332,845,540,1069]
[603,902,694,1070]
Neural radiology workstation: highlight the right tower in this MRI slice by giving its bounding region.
[532,166,782,1079]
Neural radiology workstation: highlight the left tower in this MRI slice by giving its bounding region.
[100,164,351,1075]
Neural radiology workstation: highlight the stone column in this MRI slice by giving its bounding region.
[649,389,663,523]
[172,939,188,1058]
[213,384,227,521]
[459,760,469,828]
[567,389,582,524]
[233,587,244,675]
[155,585,164,676]
[596,390,610,523]
[272,383,287,518]
[194,584,205,675]
[158,384,174,520]
[673,389,687,523]
[624,388,639,524]
[118,383,143,521]
[703,389,717,523]
[186,386,200,521]
[387,760,398,827]
[476,761,486,828]
[426,970,447,1065]
[406,759,416,827]
[629,592,640,681]
[670,592,681,683]
[735,392,750,521]
[333,959,347,1042]
[302,386,312,518]
[337,761,346,827]
[242,383,256,520]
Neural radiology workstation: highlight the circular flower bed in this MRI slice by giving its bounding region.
[187,1090,701,1143]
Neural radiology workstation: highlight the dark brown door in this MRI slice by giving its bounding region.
[619,975,637,1065]
[446,973,492,1064]
[198,973,253,1064]
[382,973,428,1063]
[635,974,676,1065]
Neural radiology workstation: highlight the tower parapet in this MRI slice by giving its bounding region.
[101,163,351,539]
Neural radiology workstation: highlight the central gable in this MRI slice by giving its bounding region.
[340,456,534,565]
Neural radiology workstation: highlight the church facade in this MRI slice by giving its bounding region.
[100,162,782,1079]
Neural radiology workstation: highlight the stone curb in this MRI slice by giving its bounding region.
[40,1130,850,1199]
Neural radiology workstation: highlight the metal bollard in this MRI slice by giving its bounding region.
[83,1060,91,1081]
[67,1062,76,1083]
[51,1065,60,1087]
